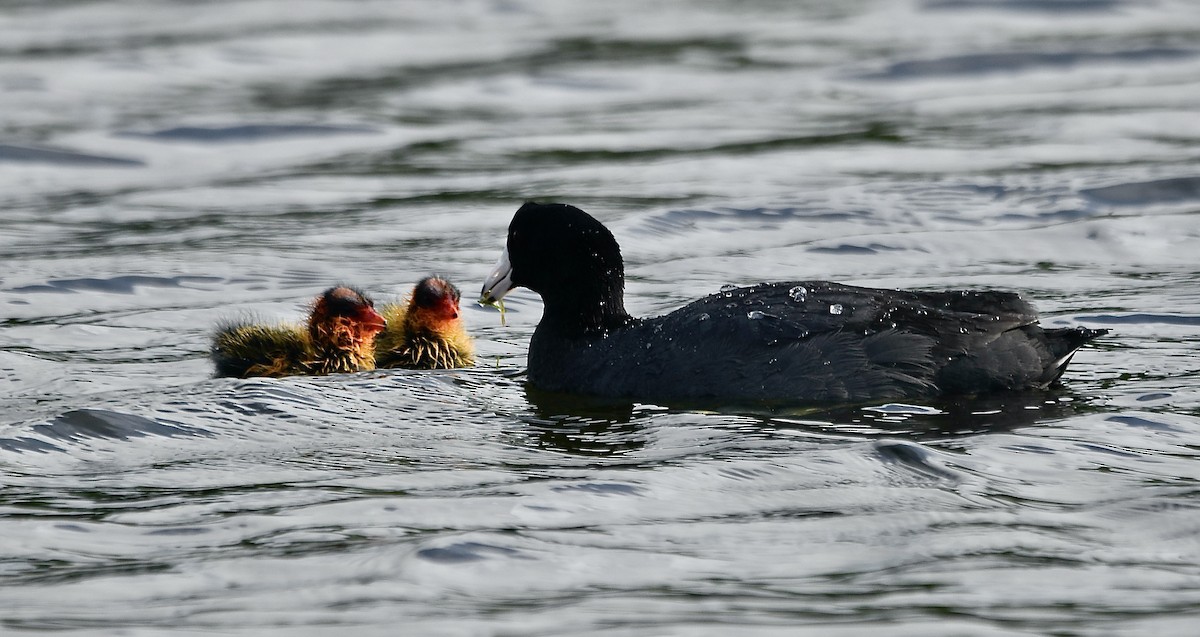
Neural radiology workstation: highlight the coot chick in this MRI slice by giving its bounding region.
[212,286,387,378]
[375,276,474,369]
[479,202,1108,404]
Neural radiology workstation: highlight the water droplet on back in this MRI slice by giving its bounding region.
[829,303,844,315]
[747,310,766,320]
[788,286,807,302]
[719,284,737,292]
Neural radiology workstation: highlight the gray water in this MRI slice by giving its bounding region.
[2,0,1200,634]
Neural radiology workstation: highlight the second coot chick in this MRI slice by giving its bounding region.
[375,276,475,369]
[479,202,1108,404]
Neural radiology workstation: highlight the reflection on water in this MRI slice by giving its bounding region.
[2,0,1200,634]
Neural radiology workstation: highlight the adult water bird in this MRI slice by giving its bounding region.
[479,202,1108,404]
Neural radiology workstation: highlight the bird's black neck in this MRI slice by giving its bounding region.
[539,275,633,337]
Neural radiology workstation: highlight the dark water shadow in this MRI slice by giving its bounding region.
[251,35,752,110]
[865,47,1195,80]
[520,386,645,457]
[520,382,1102,456]
[0,436,66,454]
[924,0,1121,12]
[1,408,213,454]
[416,541,529,564]
[0,144,143,167]
[35,409,214,441]
[639,206,873,236]
[116,123,379,143]
[1078,313,1200,327]
[1080,176,1200,206]
[509,122,902,165]
[8,274,221,295]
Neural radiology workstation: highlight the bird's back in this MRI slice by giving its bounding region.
[528,281,1105,403]
[211,321,309,378]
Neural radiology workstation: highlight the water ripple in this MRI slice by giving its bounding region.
[118,123,379,143]
[0,144,143,167]
[1,0,1199,633]
[870,48,1196,79]
[1081,176,1200,206]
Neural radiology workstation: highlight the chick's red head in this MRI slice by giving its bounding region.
[310,286,387,347]
[409,276,462,323]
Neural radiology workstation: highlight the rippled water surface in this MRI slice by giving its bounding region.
[3,0,1200,634]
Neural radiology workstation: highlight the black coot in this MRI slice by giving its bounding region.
[480,202,1107,404]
